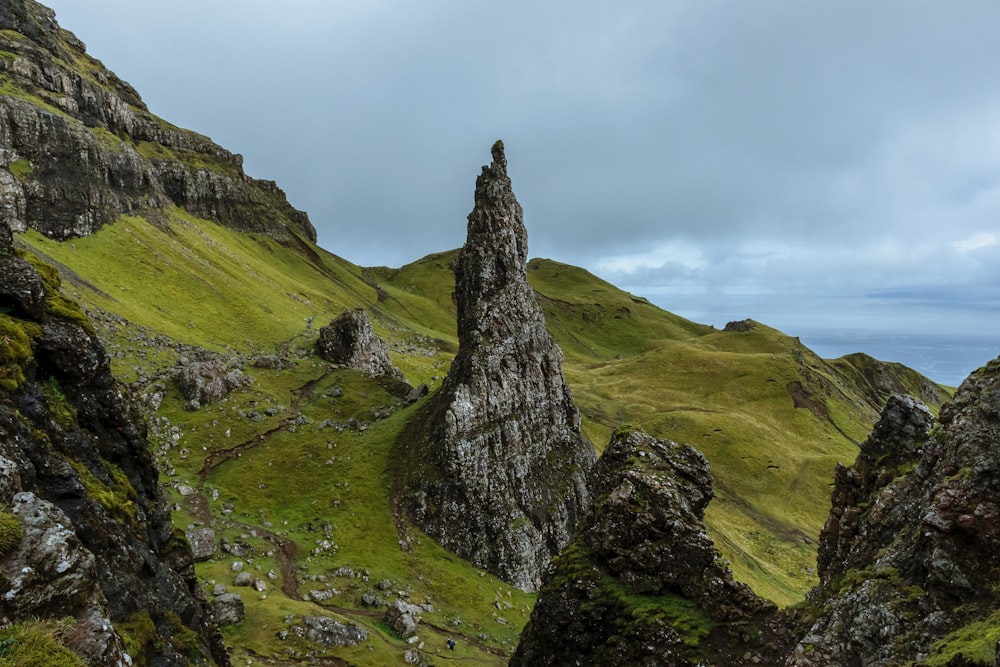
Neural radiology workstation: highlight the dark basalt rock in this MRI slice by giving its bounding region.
[512,428,787,667]
[400,141,595,591]
[789,366,1000,666]
[0,251,229,665]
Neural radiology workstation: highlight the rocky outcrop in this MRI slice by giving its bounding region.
[512,428,788,666]
[0,0,315,243]
[174,357,253,410]
[789,367,1000,666]
[399,141,595,591]
[0,250,228,665]
[316,309,405,380]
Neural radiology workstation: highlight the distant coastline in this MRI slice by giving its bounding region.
[656,293,998,388]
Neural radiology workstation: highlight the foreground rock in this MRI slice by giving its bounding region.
[789,372,1000,666]
[399,141,595,591]
[0,248,228,665]
[512,428,787,666]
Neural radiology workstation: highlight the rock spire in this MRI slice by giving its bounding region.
[400,141,595,591]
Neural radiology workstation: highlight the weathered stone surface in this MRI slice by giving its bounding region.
[186,526,217,561]
[316,309,405,380]
[401,141,595,591]
[296,615,368,647]
[789,367,1000,667]
[385,597,423,638]
[512,428,786,667]
[174,358,252,408]
[0,1,315,243]
[0,243,228,664]
[0,254,45,319]
[210,593,245,626]
[2,492,131,667]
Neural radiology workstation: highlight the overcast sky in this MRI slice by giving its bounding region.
[40,1,1000,384]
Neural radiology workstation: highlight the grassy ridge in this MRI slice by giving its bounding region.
[17,210,949,664]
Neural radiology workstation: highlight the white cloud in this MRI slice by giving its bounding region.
[953,232,999,252]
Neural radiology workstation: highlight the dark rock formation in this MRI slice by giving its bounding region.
[316,309,405,380]
[399,141,595,591]
[0,0,315,243]
[0,250,228,665]
[724,319,755,332]
[789,368,1000,666]
[512,428,788,666]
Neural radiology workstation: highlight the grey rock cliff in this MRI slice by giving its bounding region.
[400,141,595,591]
[0,0,315,243]
[789,369,1000,666]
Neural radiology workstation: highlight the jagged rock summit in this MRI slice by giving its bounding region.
[0,0,315,242]
[512,428,785,666]
[400,141,595,591]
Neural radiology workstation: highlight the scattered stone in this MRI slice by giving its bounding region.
[210,593,245,626]
[385,598,424,638]
[234,572,253,587]
[185,527,216,562]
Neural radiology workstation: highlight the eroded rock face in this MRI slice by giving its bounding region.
[401,141,595,591]
[0,251,228,665]
[316,309,405,380]
[789,371,1000,667]
[0,0,315,242]
[512,428,785,667]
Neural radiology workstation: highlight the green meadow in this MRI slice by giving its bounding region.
[19,209,950,662]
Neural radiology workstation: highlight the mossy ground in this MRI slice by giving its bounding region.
[15,210,950,661]
[0,620,87,667]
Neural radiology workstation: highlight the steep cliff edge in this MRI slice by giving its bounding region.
[512,428,791,666]
[789,361,1000,666]
[397,141,595,591]
[0,0,314,242]
[0,232,227,665]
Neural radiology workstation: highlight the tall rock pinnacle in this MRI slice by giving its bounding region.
[400,141,595,591]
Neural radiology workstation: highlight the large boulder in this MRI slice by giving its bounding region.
[316,309,405,380]
[512,429,783,666]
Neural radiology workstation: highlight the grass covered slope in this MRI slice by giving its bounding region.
[17,210,949,665]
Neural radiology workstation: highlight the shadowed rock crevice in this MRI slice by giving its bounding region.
[398,141,595,591]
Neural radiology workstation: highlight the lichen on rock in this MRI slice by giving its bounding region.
[399,141,595,591]
[512,428,784,666]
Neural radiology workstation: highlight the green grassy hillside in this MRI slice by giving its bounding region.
[18,210,950,663]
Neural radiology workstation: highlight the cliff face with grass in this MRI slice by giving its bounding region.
[400,142,595,591]
[789,363,1000,667]
[0,0,314,243]
[0,232,226,665]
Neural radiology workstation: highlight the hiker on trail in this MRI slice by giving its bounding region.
[305,315,314,330]
[447,638,456,650]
